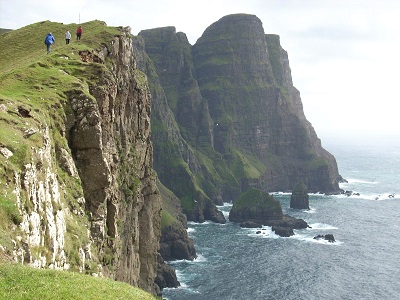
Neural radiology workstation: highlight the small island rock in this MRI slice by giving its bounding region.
[290,181,310,210]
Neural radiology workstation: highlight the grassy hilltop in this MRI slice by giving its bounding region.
[0,20,157,300]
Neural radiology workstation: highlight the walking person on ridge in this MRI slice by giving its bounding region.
[44,32,55,54]
[76,25,82,40]
[65,30,71,44]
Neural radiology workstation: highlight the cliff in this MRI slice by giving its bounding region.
[134,30,227,223]
[0,21,161,294]
[0,13,344,296]
[138,14,342,222]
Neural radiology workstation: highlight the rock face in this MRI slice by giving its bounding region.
[66,29,161,293]
[134,31,226,223]
[290,182,310,209]
[229,188,307,237]
[0,22,161,295]
[138,14,342,223]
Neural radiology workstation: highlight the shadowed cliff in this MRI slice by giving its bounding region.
[139,14,342,222]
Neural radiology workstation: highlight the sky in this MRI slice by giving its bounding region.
[2,0,400,142]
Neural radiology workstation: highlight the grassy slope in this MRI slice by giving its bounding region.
[0,19,120,255]
[0,263,157,300]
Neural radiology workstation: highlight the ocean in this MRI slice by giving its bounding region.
[162,135,400,300]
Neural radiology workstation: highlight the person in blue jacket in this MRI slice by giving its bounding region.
[44,32,55,54]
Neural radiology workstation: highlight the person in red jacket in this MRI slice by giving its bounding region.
[76,26,82,40]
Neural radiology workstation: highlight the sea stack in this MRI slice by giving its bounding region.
[290,182,310,209]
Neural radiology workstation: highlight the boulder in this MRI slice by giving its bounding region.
[313,234,336,243]
[272,226,294,237]
[265,214,308,230]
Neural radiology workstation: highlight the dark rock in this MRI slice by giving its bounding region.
[290,182,310,209]
[272,226,294,237]
[229,188,283,224]
[240,221,262,228]
[313,234,336,243]
[229,188,308,238]
[345,190,353,196]
[264,214,308,230]
[160,225,196,261]
[155,253,180,294]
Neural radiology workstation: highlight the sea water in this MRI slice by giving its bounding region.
[163,135,400,300]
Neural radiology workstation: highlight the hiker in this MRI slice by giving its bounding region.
[44,32,55,54]
[76,26,82,40]
[65,30,71,44]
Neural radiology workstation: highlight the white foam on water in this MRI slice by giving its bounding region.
[187,221,211,226]
[271,191,291,196]
[217,202,233,208]
[303,207,317,214]
[291,232,343,245]
[244,226,280,239]
[335,192,398,201]
[193,253,207,262]
[343,178,377,185]
[163,283,200,295]
[221,210,230,219]
[307,223,338,230]
[186,227,196,234]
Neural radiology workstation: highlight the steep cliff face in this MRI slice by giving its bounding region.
[0,21,161,295]
[66,29,161,292]
[134,32,226,223]
[139,13,341,217]
[192,14,341,193]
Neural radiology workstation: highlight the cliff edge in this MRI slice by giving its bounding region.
[0,21,161,294]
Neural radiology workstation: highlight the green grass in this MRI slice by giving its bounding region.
[0,263,158,300]
[233,188,281,211]
[0,20,120,74]
[160,210,177,229]
[0,19,121,201]
[0,196,22,226]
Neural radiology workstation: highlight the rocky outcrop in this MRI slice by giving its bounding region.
[290,182,310,209]
[159,226,196,261]
[229,188,283,223]
[0,22,161,295]
[138,13,342,224]
[155,254,180,291]
[314,234,336,243]
[157,182,196,262]
[229,188,308,237]
[66,28,161,294]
